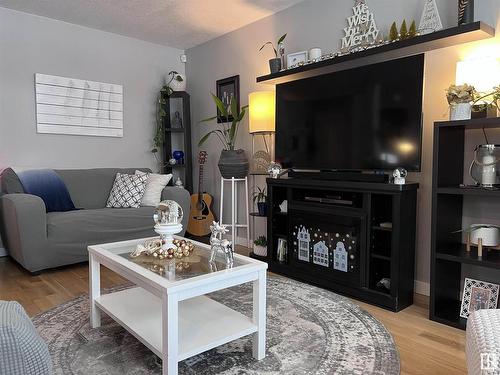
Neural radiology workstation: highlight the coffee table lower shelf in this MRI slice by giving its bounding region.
[95,287,257,361]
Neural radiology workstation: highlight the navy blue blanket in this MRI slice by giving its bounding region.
[17,169,76,212]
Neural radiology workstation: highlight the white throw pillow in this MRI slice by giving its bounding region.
[106,173,148,208]
[135,170,172,206]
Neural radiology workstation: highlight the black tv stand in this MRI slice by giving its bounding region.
[289,169,389,183]
[263,176,418,311]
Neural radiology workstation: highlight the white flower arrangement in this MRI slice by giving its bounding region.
[446,84,476,105]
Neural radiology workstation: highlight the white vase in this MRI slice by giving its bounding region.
[253,245,267,257]
[169,73,186,92]
[470,225,500,247]
[450,103,472,121]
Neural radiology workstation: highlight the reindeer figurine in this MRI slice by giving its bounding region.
[209,221,234,267]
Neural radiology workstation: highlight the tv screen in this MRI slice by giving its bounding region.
[275,54,424,171]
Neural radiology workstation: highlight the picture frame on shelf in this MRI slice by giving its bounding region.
[286,51,308,69]
[459,277,499,318]
[216,75,240,123]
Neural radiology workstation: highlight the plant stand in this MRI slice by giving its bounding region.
[466,233,500,258]
[220,177,250,250]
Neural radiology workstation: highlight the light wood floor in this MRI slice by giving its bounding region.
[0,254,466,375]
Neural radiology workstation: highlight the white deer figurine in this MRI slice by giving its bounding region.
[209,221,234,267]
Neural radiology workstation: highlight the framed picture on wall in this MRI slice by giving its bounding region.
[460,277,499,318]
[216,75,239,123]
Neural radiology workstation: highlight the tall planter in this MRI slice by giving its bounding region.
[218,149,249,178]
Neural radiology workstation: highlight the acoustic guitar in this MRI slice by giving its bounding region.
[187,151,215,236]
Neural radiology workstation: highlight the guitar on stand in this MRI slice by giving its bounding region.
[187,151,215,236]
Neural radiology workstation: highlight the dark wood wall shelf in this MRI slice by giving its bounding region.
[265,177,418,312]
[256,22,494,85]
[430,117,500,330]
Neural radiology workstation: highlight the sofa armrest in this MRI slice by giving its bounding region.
[161,187,191,234]
[0,194,47,271]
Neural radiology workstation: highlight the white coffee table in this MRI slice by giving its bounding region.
[88,236,267,375]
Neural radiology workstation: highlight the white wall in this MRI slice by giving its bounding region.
[0,7,185,171]
[186,0,500,291]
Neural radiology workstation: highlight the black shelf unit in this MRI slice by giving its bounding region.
[161,91,193,193]
[265,177,418,311]
[256,22,494,85]
[430,117,500,330]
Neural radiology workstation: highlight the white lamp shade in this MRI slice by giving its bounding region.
[456,58,500,93]
[249,91,275,133]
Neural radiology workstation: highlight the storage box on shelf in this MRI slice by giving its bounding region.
[431,117,500,330]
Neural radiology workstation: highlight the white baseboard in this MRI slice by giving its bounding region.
[414,280,430,296]
[0,247,7,257]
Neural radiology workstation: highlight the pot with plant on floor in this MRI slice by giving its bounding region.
[199,94,249,178]
[260,33,287,74]
[253,235,268,257]
[252,187,267,216]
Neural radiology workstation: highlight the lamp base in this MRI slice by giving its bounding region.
[154,223,183,250]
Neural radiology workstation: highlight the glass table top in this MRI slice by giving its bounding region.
[118,243,248,282]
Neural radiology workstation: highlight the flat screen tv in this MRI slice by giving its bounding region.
[275,54,424,172]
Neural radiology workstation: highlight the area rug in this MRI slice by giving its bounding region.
[33,276,400,374]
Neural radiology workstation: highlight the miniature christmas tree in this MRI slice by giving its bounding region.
[400,19,408,39]
[389,22,399,41]
[409,20,417,37]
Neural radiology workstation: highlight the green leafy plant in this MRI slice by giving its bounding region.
[252,187,267,204]
[152,86,169,155]
[389,22,399,41]
[254,235,267,247]
[399,20,408,39]
[165,71,183,96]
[473,85,500,112]
[198,93,248,150]
[259,33,287,57]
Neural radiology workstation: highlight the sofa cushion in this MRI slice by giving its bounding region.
[55,168,151,209]
[135,170,172,206]
[0,301,52,375]
[47,207,156,246]
[106,173,148,208]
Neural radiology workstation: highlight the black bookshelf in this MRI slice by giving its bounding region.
[430,117,500,330]
[161,91,193,193]
[264,177,418,312]
[257,22,494,85]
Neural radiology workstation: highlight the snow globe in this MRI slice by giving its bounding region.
[153,200,183,250]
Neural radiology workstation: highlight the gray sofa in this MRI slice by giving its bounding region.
[0,168,190,274]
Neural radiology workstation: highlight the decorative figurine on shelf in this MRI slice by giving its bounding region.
[169,157,177,165]
[209,221,234,267]
[340,0,379,53]
[392,167,407,185]
[174,177,184,188]
[173,150,184,165]
[172,111,183,129]
[377,278,391,291]
[418,0,443,35]
[153,200,184,250]
[268,162,283,179]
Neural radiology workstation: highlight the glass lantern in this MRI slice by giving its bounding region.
[469,144,500,188]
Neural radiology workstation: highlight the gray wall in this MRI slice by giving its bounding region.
[186,0,500,291]
[0,7,185,172]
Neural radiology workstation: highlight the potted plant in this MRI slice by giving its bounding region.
[199,93,249,178]
[455,224,500,247]
[446,84,476,120]
[166,70,186,94]
[253,235,268,257]
[260,33,287,74]
[472,85,500,118]
[252,187,267,216]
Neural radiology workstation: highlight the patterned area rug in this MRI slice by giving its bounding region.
[33,276,400,374]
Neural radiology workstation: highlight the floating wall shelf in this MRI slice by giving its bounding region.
[256,22,495,85]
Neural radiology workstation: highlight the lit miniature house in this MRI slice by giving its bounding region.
[313,241,329,267]
[333,241,348,272]
[297,225,311,262]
